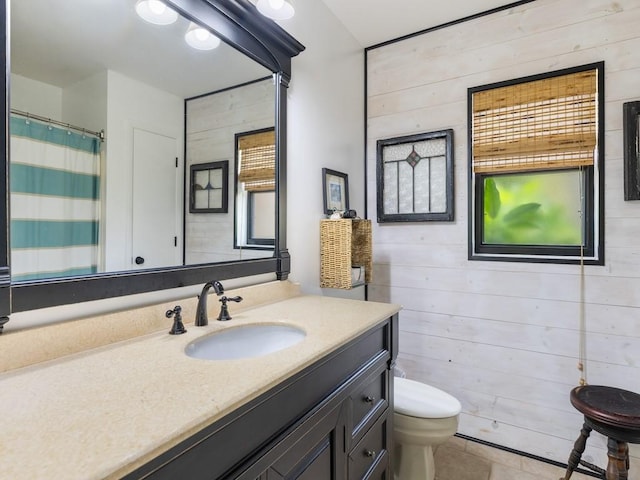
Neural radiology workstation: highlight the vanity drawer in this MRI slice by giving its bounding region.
[361,450,390,480]
[348,414,389,480]
[350,364,388,443]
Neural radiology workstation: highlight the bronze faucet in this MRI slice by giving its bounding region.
[194,281,242,325]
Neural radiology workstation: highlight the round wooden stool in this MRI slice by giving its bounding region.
[561,385,640,480]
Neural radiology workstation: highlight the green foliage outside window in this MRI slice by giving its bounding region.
[482,170,584,246]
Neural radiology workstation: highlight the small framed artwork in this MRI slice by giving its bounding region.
[376,129,454,222]
[190,161,228,213]
[322,168,349,215]
[624,101,640,201]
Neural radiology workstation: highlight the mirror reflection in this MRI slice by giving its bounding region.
[9,0,276,282]
[185,83,275,265]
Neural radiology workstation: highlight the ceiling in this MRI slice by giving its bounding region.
[319,0,520,47]
[11,0,270,98]
[10,0,522,99]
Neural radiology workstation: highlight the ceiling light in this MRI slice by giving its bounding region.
[256,0,295,20]
[185,22,221,50]
[135,0,178,25]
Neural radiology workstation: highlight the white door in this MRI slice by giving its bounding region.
[132,128,181,269]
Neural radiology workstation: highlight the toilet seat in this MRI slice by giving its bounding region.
[394,377,462,418]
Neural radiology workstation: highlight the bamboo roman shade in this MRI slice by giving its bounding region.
[472,69,597,174]
[237,129,275,192]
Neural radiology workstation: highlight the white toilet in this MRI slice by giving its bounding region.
[393,377,462,480]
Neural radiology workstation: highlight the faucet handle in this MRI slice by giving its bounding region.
[166,305,187,335]
[217,295,243,321]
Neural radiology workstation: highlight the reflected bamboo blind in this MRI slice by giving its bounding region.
[238,129,275,192]
[472,69,597,174]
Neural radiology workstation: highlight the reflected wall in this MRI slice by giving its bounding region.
[185,78,275,263]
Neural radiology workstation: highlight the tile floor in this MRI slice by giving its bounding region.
[433,436,597,480]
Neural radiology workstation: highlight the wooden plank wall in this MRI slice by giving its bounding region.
[366,0,640,466]
[185,79,274,264]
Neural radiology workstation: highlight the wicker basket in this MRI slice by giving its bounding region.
[320,219,372,289]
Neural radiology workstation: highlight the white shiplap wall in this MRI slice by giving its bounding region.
[366,0,640,466]
[185,78,274,264]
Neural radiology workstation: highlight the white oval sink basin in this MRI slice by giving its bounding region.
[185,324,306,360]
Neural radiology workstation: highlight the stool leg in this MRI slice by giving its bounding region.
[561,423,591,480]
[625,443,630,472]
[605,438,629,480]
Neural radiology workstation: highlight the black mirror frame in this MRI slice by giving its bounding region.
[0,0,304,329]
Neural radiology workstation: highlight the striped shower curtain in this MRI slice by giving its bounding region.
[10,116,102,281]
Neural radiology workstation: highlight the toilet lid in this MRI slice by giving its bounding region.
[394,377,462,418]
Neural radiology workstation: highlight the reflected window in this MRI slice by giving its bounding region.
[247,190,275,245]
[235,128,275,248]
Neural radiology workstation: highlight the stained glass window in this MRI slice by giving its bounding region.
[376,129,454,222]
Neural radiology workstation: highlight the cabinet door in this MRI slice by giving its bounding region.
[240,402,347,480]
[263,405,347,480]
[271,436,332,479]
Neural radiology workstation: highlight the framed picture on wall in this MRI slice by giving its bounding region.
[624,101,640,201]
[376,129,454,222]
[322,168,349,215]
[189,161,228,213]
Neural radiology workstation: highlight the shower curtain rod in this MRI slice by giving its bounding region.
[10,109,105,141]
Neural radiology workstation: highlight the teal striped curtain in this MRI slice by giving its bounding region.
[10,116,102,281]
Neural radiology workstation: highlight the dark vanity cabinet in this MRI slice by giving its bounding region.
[124,315,398,480]
[246,354,391,480]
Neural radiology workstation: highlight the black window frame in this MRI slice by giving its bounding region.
[473,168,596,260]
[246,190,275,247]
[233,126,276,251]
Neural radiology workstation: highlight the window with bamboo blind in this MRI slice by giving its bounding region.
[234,127,276,248]
[468,62,604,264]
[237,129,275,192]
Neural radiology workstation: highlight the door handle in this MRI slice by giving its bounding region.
[135,256,145,265]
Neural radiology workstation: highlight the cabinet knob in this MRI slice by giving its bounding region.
[364,449,376,458]
[363,395,375,403]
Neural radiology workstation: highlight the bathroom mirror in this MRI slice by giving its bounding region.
[0,0,304,322]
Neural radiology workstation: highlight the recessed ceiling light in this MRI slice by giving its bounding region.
[135,0,178,25]
[256,0,295,20]
[185,23,221,50]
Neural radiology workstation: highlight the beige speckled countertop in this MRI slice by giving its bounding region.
[0,293,400,480]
